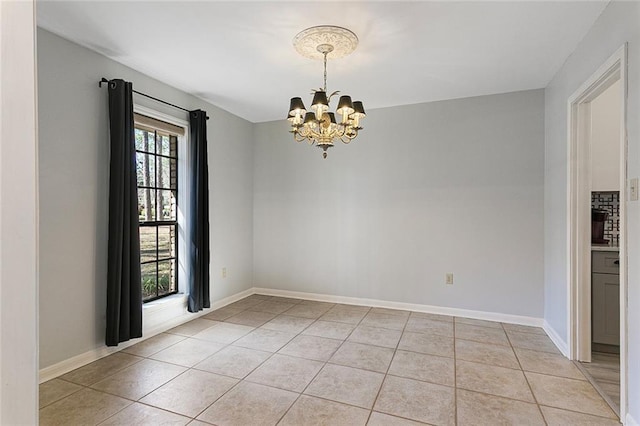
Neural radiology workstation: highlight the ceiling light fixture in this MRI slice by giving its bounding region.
[287,26,366,159]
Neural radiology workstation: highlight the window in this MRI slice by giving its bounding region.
[134,113,183,302]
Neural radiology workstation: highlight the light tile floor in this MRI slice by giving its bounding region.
[40,295,621,425]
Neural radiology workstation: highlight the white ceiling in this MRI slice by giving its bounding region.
[37,1,608,123]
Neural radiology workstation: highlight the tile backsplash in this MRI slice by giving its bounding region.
[592,191,620,246]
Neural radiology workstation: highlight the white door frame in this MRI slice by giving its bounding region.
[0,0,39,422]
[567,44,628,418]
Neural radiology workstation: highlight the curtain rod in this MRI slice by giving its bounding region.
[99,78,209,120]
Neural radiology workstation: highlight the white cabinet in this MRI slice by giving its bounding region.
[592,250,620,346]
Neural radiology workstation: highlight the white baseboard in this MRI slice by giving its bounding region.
[209,288,255,309]
[627,413,639,426]
[542,320,570,357]
[39,287,253,383]
[253,287,544,327]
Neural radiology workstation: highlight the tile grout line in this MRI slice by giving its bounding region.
[276,305,380,418]
[453,353,563,374]
[453,317,458,426]
[537,404,623,422]
[126,297,296,423]
[188,302,325,423]
[51,337,204,423]
[181,298,290,422]
[60,352,147,387]
[365,310,411,425]
[89,360,206,424]
[574,360,621,418]
[503,322,548,426]
[38,379,86,410]
[453,325,598,416]
[239,298,346,424]
[125,334,189,358]
[272,304,372,425]
[190,339,279,421]
[99,399,194,425]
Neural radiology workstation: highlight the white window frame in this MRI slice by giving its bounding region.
[133,105,190,322]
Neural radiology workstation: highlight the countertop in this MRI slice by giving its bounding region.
[592,245,619,252]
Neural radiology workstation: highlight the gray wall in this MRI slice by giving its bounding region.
[543,1,640,419]
[254,90,545,317]
[37,29,255,368]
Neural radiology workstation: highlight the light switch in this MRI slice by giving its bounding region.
[631,178,639,201]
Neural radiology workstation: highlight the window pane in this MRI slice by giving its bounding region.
[140,130,155,153]
[170,156,177,189]
[140,227,157,263]
[157,134,171,157]
[136,152,155,188]
[157,260,176,295]
[157,225,175,260]
[141,263,157,300]
[138,188,157,221]
[135,129,145,151]
[137,189,144,221]
[170,135,178,158]
[158,156,171,189]
[136,152,152,187]
[136,153,144,186]
[158,189,176,221]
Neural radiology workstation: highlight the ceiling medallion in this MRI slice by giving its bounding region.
[287,25,366,159]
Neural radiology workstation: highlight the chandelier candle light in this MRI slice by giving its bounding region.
[287,26,366,159]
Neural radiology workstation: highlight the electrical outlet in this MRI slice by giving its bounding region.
[631,178,639,201]
[222,267,227,278]
[446,273,454,285]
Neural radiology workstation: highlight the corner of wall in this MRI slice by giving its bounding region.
[543,320,570,357]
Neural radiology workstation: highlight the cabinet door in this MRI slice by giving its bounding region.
[592,273,620,346]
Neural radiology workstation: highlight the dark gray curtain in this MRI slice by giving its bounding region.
[187,110,211,312]
[105,79,143,346]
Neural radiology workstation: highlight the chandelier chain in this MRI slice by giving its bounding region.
[323,52,328,92]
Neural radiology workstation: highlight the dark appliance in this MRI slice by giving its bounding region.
[592,208,609,245]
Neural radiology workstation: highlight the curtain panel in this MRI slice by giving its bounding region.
[105,79,143,346]
[187,110,211,312]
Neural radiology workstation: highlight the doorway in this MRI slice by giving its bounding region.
[567,44,627,419]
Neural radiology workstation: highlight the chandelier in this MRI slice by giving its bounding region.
[287,26,366,159]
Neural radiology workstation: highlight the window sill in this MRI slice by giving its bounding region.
[143,293,187,314]
[141,293,194,336]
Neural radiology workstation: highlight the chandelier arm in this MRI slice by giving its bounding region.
[307,127,321,139]
[292,132,307,143]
